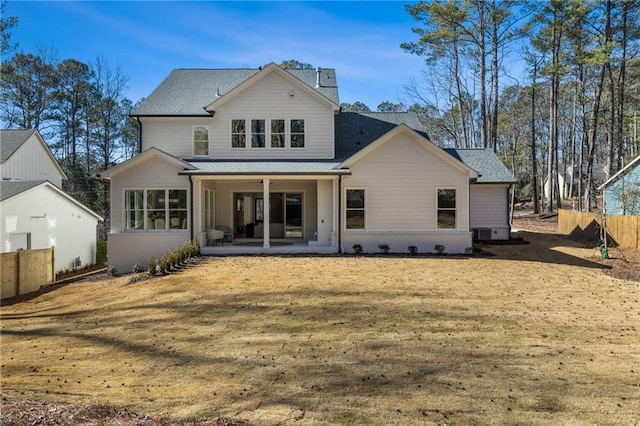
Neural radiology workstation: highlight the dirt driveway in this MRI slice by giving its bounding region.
[1,231,639,425]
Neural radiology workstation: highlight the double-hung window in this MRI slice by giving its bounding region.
[437,189,456,229]
[232,119,246,148]
[271,119,285,148]
[251,119,266,148]
[125,189,188,231]
[346,189,365,230]
[290,119,305,148]
[193,126,209,156]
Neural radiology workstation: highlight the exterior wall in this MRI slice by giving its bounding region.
[469,184,510,240]
[604,165,640,215]
[107,155,190,272]
[0,185,99,272]
[108,233,190,273]
[316,180,335,245]
[0,135,64,187]
[341,132,472,253]
[140,72,335,159]
[109,156,191,231]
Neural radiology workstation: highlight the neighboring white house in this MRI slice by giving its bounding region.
[0,129,102,272]
[102,63,515,272]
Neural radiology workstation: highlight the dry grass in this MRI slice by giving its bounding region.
[1,231,639,425]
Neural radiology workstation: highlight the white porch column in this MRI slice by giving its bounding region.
[263,178,270,248]
[332,177,339,247]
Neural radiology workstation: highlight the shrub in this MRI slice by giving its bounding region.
[434,244,445,255]
[147,257,158,276]
[378,243,390,254]
[408,245,418,255]
[108,266,118,276]
[132,263,144,273]
[96,241,108,265]
[352,244,363,255]
[464,246,473,255]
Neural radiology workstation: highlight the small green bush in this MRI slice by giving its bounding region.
[352,244,363,254]
[132,263,144,273]
[96,241,108,265]
[408,245,418,255]
[378,243,390,254]
[434,244,445,255]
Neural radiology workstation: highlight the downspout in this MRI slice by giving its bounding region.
[136,117,143,154]
[338,175,342,253]
[189,175,194,243]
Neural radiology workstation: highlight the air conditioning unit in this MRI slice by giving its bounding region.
[473,228,492,241]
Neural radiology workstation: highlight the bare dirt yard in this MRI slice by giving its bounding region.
[2,223,639,425]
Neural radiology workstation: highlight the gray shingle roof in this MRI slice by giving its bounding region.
[0,129,36,163]
[133,67,339,116]
[334,112,429,160]
[0,180,45,202]
[445,148,516,183]
[183,160,345,175]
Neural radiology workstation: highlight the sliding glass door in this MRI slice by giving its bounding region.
[285,193,303,238]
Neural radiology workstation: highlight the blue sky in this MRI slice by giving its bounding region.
[6,1,428,109]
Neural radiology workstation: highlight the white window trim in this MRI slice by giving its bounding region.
[192,125,210,157]
[123,187,189,233]
[436,187,458,231]
[344,187,366,232]
[230,118,307,150]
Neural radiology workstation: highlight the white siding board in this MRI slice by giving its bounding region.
[1,135,64,186]
[469,184,510,240]
[140,72,335,159]
[343,133,470,232]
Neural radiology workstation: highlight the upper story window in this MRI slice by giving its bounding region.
[271,119,285,148]
[437,188,456,229]
[291,119,305,148]
[231,118,305,149]
[193,126,209,156]
[232,119,246,148]
[251,119,266,148]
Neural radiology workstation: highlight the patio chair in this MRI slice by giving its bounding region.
[215,225,233,242]
[206,228,224,246]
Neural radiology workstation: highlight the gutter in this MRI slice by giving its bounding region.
[338,175,342,253]
[136,117,142,154]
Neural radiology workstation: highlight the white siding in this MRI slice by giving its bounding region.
[1,135,64,187]
[469,184,510,240]
[341,132,472,253]
[0,185,99,272]
[140,72,335,159]
[109,156,190,231]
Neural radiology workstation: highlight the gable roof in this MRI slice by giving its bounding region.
[101,147,195,179]
[0,129,37,162]
[339,124,479,178]
[0,180,103,220]
[0,179,44,202]
[598,155,640,190]
[334,112,429,161]
[132,66,339,117]
[0,128,68,180]
[445,149,517,184]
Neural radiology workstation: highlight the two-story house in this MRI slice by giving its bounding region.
[0,129,103,272]
[102,63,515,272]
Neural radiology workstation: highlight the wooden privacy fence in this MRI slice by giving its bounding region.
[1,248,55,299]
[558,209,640,249]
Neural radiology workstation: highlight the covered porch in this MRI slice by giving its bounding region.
[189,173,343,251]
